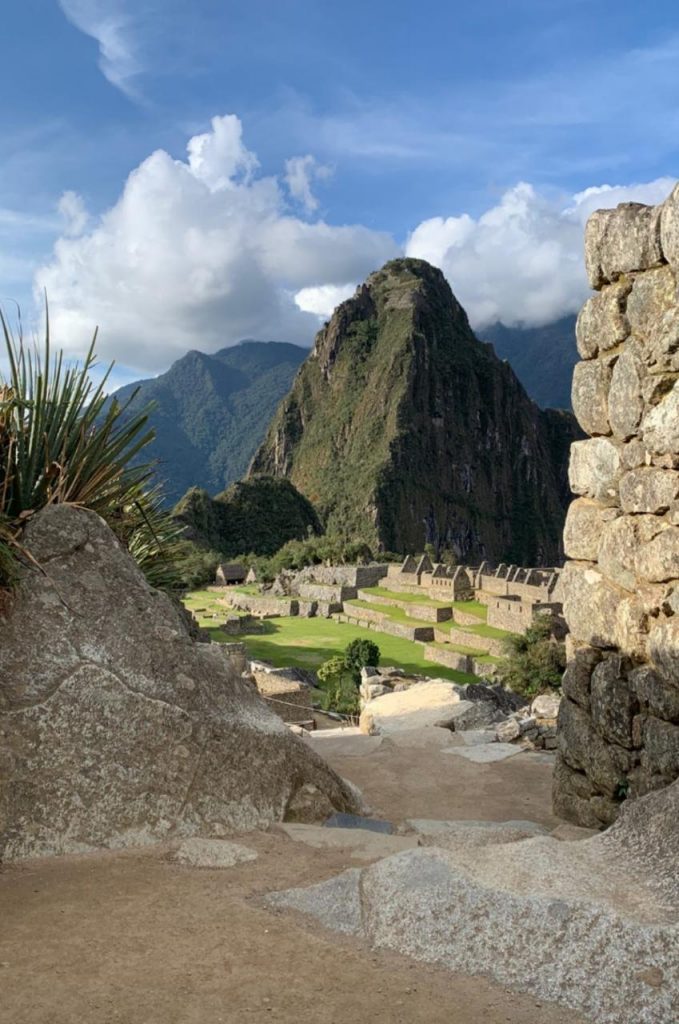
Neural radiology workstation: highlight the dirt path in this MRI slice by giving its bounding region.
[0,736,584,1024]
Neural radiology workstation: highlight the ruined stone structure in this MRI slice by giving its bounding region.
[554,188,679,828]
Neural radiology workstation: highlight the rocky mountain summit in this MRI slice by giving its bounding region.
[250,258,580,562]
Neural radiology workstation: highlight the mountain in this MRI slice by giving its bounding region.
[249,258,581,564]
[110,341,307,505]
[174,477,322,557]
[482,315,577,410]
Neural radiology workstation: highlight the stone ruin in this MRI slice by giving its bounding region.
[0,506,360,859]
[555,186,679,828]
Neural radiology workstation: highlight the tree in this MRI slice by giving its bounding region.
[316,656,360,715]
[343,637,381,684]
[496,615,566,699]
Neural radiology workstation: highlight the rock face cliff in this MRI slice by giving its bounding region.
[250,259,579,563]
[554,187,679,828]
[0,505,359,860]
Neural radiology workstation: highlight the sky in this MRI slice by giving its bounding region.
[2,0,679,386]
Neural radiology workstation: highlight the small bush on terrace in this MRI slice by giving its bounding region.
[316,656,360,716]
[496,614,566,699]
[344,637,381,684]
[0,310,183,591]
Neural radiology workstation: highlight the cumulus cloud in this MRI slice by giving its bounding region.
[406,178,676,329]
[284,155,332,213]
[294,283,356,317]
[59,1,141,97]
[58,191,89,237]
[35,115,396,372]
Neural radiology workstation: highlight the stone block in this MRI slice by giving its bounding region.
[648,617,679,687]
[560,562,621,647]
[659,181,679,268]
[631,665,679,722]
[557,697,633,796]
[619,467,679,514]
[568,437,622,504]
[608,345,644,440]
[641,380,679,454]
[561,645,601,711]
[597,515,638,591]
[585,202,664,289]
[571,359,611,435]
[635,525,679,582]
[590,657,636,749]
[563,499,616,562]
[576,280,630,358]
[640,716,679,777]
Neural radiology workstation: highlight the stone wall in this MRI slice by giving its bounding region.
[486,597,563,633]
[554,188,679,829]
[297,582,357,603]
[229,593,299,618]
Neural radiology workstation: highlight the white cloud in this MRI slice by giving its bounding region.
[406,177,676,329]
[284,155,332,213]
[58,191,89,237]
[294,283,356,317]
[35,115,396,373]
[58,1,141,97]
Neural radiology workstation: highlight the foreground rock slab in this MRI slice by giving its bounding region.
[442,743,523,763]
[269,781,679,1024]
[0,506,359,860]
[359,681,463,734]
[278,823,419,861]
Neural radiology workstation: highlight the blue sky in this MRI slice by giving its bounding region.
[2,0,679,382]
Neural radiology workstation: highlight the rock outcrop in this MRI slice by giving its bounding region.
[250,259,581,563]
[269,779,679,1024]
[555,187,679,828]
[0,505,358,860]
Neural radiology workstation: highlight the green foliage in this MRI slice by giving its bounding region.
[316,655,360,716]
[496,614,566,698]
[174,476,322,559]
[172,540,223,589]
[344,637,381,683]
[247,533,375,582]
[0,309,182,591]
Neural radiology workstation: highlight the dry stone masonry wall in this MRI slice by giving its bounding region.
[554,187,679,828]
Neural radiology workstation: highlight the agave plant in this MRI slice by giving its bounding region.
[0,308,182,590]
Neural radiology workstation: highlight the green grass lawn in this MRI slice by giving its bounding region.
[436,619,512,640]
[360,585,452,608]
[181,599,477,684]
[451,600,487,620]
[345,598,428,624]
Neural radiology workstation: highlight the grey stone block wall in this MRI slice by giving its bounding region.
[554,188,679,828]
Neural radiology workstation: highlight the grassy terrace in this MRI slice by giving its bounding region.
[346,598,511,642]
[435,619,511,640]
[361,586,488,620]
[426,640,501,665]
[182,591,476,683]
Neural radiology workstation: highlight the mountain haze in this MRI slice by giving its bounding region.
[250,259,580,563]
[482,315,577,410]
[110,341,307,505]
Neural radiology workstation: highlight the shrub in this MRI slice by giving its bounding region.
[496,614,566,699]
[316,656,360,716]
[0,311,183,591]
[344,637,381,684]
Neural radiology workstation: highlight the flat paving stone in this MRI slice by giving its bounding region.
[324,813,394,834]
[442,742,523,764]
[406,818,548,837]
[459,730,497,746]
[279,824,419,860]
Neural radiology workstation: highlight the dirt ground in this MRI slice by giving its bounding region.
[0,735,584,1024]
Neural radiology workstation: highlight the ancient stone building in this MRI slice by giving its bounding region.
[554,187,679,828]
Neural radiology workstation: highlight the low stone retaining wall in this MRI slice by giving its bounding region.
[230,594,299,618]
[339,611,434,642]
[423,644,473,674]
[297,600,318,618]
[298,582,357,603]
[452,609,487,627]
[433,627,506,657]
[486,598,562,633]
[251,671,313,724]
[301,564,389,588]
[356,590,452,622]
[378,577,426,596]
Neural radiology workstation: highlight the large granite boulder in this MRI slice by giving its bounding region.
[0,506,358,860]
[269,780,679,1024]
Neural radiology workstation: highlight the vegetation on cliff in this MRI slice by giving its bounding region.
[174,476,322,558]
[108,341,307,505]
[250,258,577,564]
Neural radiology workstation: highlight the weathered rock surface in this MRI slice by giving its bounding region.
[359,681,464,735]
[172,838,258,868]
[0,506,359,860]
[269,780,679,1024]
[557,185,679,827]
